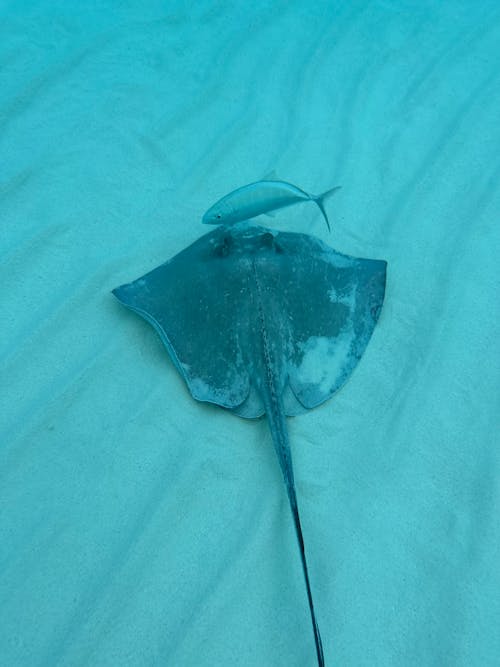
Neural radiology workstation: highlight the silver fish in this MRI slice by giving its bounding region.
[202,178,341,231]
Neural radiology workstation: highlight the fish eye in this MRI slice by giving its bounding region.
[216,214,221,219]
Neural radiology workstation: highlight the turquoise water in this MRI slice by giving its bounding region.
[1,2,499,666]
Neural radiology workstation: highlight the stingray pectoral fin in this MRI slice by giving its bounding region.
[112,229,253,410]
[276,234,386,411]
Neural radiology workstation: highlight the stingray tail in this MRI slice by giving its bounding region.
[263,389,325,667]
[312,185,341,233]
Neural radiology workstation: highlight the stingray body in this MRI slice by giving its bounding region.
[113,224,386,666]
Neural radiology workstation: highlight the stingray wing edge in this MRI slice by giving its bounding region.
[112,287,252,411]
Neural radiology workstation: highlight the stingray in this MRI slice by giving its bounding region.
[113,222,386,666]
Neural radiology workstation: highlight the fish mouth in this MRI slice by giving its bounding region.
[202,213,220,225]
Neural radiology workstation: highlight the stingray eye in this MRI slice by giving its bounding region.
[213,234,233,257]
[260,232,282,253]
[216,214,222,219]
[259,232,274,249]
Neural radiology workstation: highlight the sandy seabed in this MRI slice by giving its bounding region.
[1,2,499,666]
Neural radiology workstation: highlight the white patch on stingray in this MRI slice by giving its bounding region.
[296,331,353,395]
[328,283,356,311]
[182,364,247,407]
[322,251,358,270]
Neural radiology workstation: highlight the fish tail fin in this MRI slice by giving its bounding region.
[312,185,341,233]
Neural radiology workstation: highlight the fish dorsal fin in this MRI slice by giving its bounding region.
[262,169,280,182]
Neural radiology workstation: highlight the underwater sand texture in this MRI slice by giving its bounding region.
[1,2,499,666]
